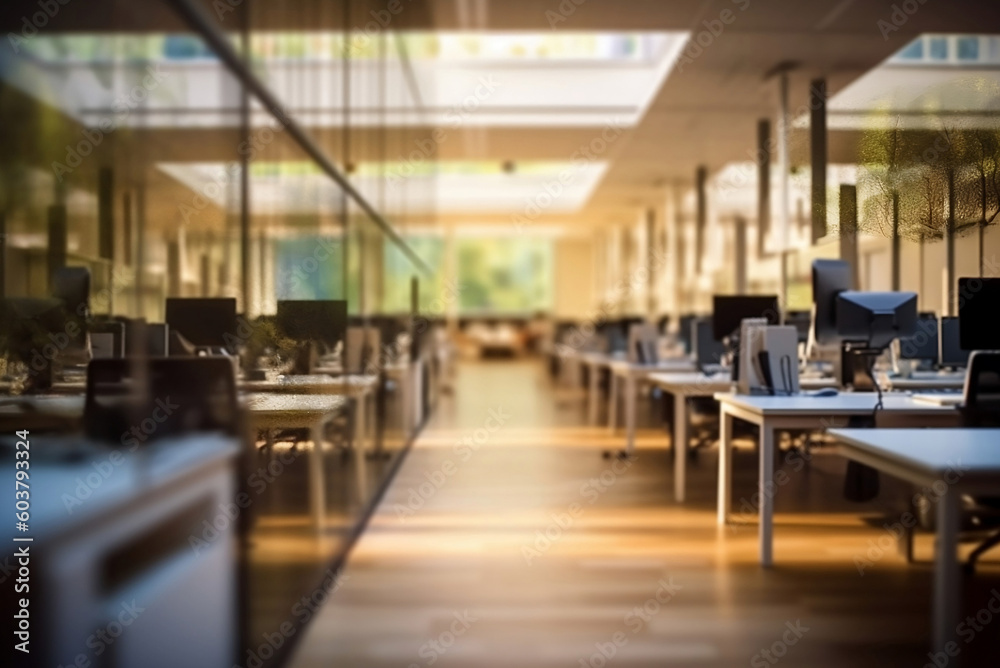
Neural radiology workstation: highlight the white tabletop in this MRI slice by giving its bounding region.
[713,391,958,416]
[830,428,1000,483]
[240,374,377,394]
[648,371,731,394]
[609,358,696,374]
[244,393,346,416]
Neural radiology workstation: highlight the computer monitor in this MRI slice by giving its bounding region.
[51,267,91,361]
[939,317,971,369]
[712,295,780,342]
[165,298,238,351]
[898,313,938,362]
[149,324,170,357]
[783,310,812,344]
[678,314,697,354]
[958,278,1000,351]
[811,259,853,346]
[603,322,628,355]
[836,291,918,352]
[694,318,726,369]
[276,300,348,349]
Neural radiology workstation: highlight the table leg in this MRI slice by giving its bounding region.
[759,424,775,568]
[355,395,367,456]
[933,490,960,654]
[309,423,326,531]
[673,392,687,503]
[589,363,600,427]
[717,409,733,525]
[367,391,378,456]
[608,372,619,434]
[625,373,637,455]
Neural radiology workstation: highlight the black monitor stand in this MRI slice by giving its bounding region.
[290,341,318,375]
[841,342,879,395]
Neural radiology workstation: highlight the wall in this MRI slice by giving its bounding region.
[553,236,595,319]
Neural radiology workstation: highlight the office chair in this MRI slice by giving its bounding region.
[85,358,242,445]
[958,351,1000,573]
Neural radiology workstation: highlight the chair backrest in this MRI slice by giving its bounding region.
[960,351,1000,427]
[85,358,240,445]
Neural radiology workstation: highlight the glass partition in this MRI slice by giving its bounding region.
[0,3,434,666]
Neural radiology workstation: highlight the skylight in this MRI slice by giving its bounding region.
[2,31,690,129]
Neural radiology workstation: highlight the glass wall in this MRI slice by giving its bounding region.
[0,2,434,667]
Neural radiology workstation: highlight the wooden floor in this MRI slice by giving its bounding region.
[288,359,1000,668]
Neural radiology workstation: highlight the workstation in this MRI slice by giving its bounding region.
[3,2,1000,667]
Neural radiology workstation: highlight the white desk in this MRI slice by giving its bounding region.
[649,371,733,502]
[714,392,959,567]
[241,374,379,452]
[830,428,1000,655]
[608,358,697,455]
[581,352,618,426]
[648,373,840,502]
[884,373,965,392]
[0,394,86,433]
[244,393,354,530]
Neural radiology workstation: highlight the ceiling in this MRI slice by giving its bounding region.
[3,0,1000,233]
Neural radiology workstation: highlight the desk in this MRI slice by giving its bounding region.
[0,395,85,433]
[884,373,965,392]
[581,352,616,426]
[649,372,733,502]
[830,428,1000,655]
[244,393,353,530]
[607,358,699,455]
[648,373,841,502]
[1,434,240,667]
[714,392,959,567]
[241,374,379,452]
[0,380,86,395]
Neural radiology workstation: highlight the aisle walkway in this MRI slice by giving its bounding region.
[288,360,998,668]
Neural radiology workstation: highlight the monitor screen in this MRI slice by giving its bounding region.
[940,317,971,368]
[712,295,780,342]
[165,298,238,349]
[276,300,348,349]
[898,314,939,361]
[958,278,1000,351]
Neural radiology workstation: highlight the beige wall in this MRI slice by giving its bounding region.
[553,236,596,319]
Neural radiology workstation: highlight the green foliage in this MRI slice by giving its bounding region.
[241,317,298,371]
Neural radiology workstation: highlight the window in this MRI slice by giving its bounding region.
[383,237,447,315]
[274,237,346,301]
[956,36,980,61]
[928,37,949,61]
[456,238,553,314]
[896,39,924,60]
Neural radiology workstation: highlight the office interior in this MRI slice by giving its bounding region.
[2,1,1000,666]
